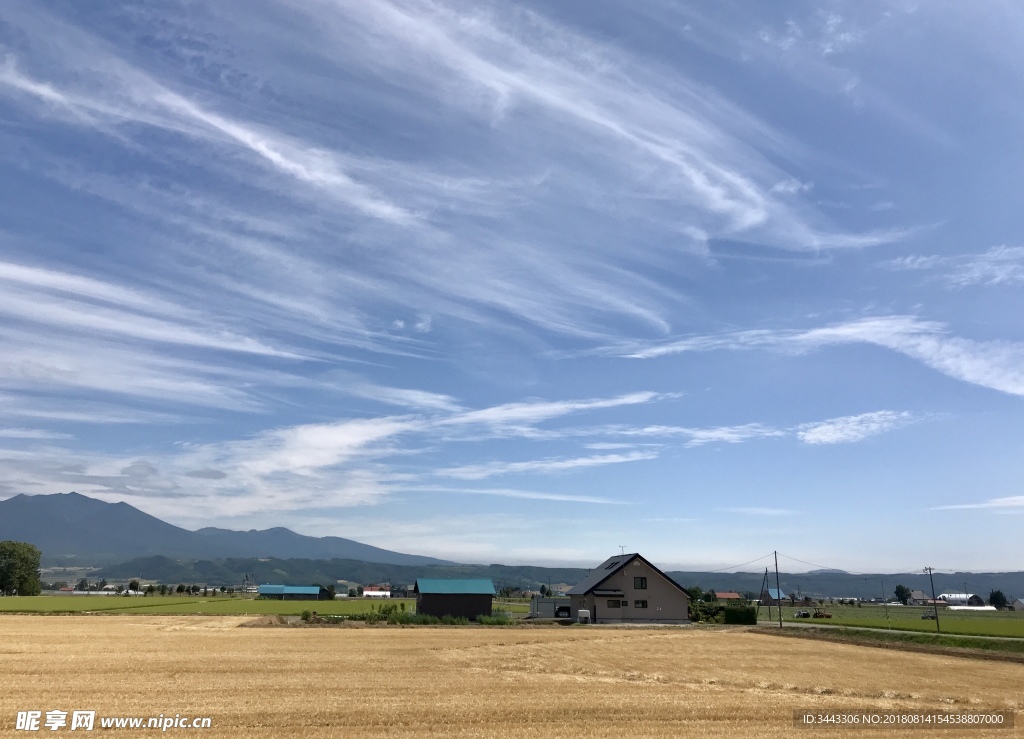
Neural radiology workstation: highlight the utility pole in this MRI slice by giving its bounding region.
[774,551,783,629]
[881,579,890,629]
[759,568,770,624]
[925,567,941,633]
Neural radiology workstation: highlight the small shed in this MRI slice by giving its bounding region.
[414,579,495,620]
[258,584,330,601]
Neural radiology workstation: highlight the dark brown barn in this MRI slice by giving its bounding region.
[414,579,495,621]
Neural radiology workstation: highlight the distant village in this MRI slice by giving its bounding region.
[41,551,1024,623]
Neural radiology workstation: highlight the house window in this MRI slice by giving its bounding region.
[634,600,648,608]
[607,599,620,608]
[634,577,647,589]
[621,600,628,607]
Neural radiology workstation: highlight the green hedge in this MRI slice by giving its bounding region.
[723,606,757,625]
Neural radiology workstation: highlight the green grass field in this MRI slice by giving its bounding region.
[769,603,1024,638]
[0,596,416,616]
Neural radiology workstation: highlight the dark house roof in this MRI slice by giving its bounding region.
[566,553,691,598]
[414,578,495,595]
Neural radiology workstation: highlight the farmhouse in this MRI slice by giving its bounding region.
[414,579,495,621]
[1012,599,1024,612]
[258,585,332,601]
[566,553,691,624]
[363,586,391,598]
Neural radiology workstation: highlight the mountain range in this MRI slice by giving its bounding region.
[0,492,452,566]
[2,492,1021,599]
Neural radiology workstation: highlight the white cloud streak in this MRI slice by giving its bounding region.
[884,246,1024,287]
[436,451,658,481]
[933,496,1024,512]
[797,411,913,445]
[618,315,1024,397]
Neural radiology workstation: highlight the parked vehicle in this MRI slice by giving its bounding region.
[812,607,833,619]
[793,610,811,618]
[921,609,937,620]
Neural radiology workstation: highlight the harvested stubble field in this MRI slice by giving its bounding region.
[1,616,1021,738]
[0,596,416,616]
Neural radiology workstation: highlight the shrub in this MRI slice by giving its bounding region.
[723,606,757,625]
[299,610,312,622]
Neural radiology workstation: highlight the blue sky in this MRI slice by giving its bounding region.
[1,1,1022,571]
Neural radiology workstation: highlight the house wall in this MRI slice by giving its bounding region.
[416,593,492,620]
[570,559,690,624]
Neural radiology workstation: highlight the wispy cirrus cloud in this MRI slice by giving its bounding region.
[613,315,1024,397]
[400,485,626,505]
[797,411,914,445]
[932,496,1024,513]
[436,450,658,481]
[0,389,669,521]
[883,246,1024,288]
[0,428,72,440]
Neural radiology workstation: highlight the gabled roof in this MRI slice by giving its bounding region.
[763,588,786,600]
[566,553,691,598]
[715,591,744,599]
[415,578,495,595]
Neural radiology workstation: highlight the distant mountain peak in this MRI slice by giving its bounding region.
[0,492,454,567]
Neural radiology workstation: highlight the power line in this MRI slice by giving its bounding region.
[776,552,836,571]
[702,552,775,573]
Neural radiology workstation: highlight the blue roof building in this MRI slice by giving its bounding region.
[258,584,329,600]
[760,588,788,604]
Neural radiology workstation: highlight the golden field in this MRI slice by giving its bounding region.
[1,616,1021,738]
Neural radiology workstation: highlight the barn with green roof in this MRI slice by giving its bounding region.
[414,578,495,621]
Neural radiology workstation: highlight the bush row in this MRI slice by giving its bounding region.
[689,603,757,625]
[299,603,511,626]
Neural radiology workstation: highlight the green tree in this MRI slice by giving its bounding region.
[989,590,1008,610]
[158,584,167,596]
[129,579,140,592]
[176,583,186,594]
[894,585,911,605]
[0,541,42,596]
[77,578,90,592]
